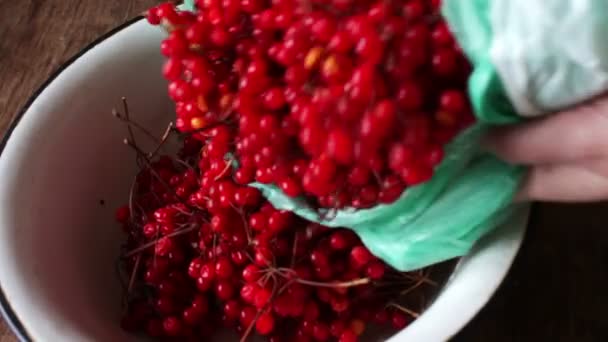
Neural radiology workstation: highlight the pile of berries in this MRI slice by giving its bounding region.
[115,0,474,340]
[145,0,475,210]
[116,129,432,341]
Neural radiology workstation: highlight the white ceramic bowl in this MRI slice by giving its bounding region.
[0,17,530,342]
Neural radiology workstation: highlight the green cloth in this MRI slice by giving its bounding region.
[180,0,195,11]
[442,0,608,123]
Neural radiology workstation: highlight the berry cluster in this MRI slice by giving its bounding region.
[146,0,474,210]
[115,119,433,341]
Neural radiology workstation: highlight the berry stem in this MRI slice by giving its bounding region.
[148,121,174,159]
[213,160,233,181]
[123,224,198,258]
[290,233,298,269]
[294,276,371,288]
[399,276,429,297]
[122,97,136,149]
[387,302,420,318]
[127,175,138,227]
[127,253,141,296]
[112,115,160,143]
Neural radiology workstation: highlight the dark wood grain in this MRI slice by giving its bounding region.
[1,1,607,341]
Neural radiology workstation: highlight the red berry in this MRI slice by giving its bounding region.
[313,322,331,341]
[403,0,425,21]
[400,164,433,185]
[432,22,454,47]
[196,276,213,292]
[396,81,424,111]
[350,246,373,267]
[156,296,176,315]
[366,261,385,280]
[311,17,336,43]
[146,7,161,25]
[242,264,261,282]
[440,89,467,113]
[330,320,346,337]
[199,263,216,281]
[327,128,354,165]
[303,302,320,320]
[249,212,268,231]
[240,306,257,327]
[279,178,303,197]
[240,283,258,304]
[263,88,286,110]
[254,287,272,308]
[115,205,129,223]
[432,48,458,76]
[191,295,208,314]
[268,211,290,233]
[145,318,163,337]
[162,316,183,336]
[215,257,234,279]
[255,247,273,266]
[168,80,193,102]
[339,329,358,342]
[374,309,390,324]
[256,311,275,335]
[330,231,353,250]
[215,280,235,300]
[162,58,182,80]
[182,307,202,325]
[425,145,445,167]
[389,143,414,172]
[310,250,329,267]
[391,311,410,329]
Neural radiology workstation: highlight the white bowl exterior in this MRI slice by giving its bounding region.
[0,20,528,342]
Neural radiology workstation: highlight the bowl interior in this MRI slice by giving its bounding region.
[0,19,169,342]
[0,19,528,342]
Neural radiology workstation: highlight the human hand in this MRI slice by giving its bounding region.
[484,96,608,202]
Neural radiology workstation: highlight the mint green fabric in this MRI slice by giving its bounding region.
[253,125,524,271]
[442,0,608,122]
[180,0,195,11]
[441,0,519,124]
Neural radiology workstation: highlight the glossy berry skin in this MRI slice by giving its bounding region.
[115,205,129,223]
[120,1,474,340]
[256,312,275,335]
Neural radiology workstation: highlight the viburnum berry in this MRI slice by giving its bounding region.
[339,329,358,342]
[162,316,183,336]
[120,1,473,340]
[255,312,274,335]
[146,7,161,25]
[391,311,410,329]
[240,306,257,327]
[215,257,234,279]
[115,205,129,223]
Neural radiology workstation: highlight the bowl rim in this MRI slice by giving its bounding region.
[0,15,146,342]
[0,15,532,342]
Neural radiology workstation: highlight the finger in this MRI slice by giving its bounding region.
[516,160,608,202]
[484,97,608,165]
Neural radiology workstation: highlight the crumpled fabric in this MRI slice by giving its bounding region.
[442,0,608,122]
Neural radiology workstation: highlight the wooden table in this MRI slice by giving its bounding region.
[1,1,607,341]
